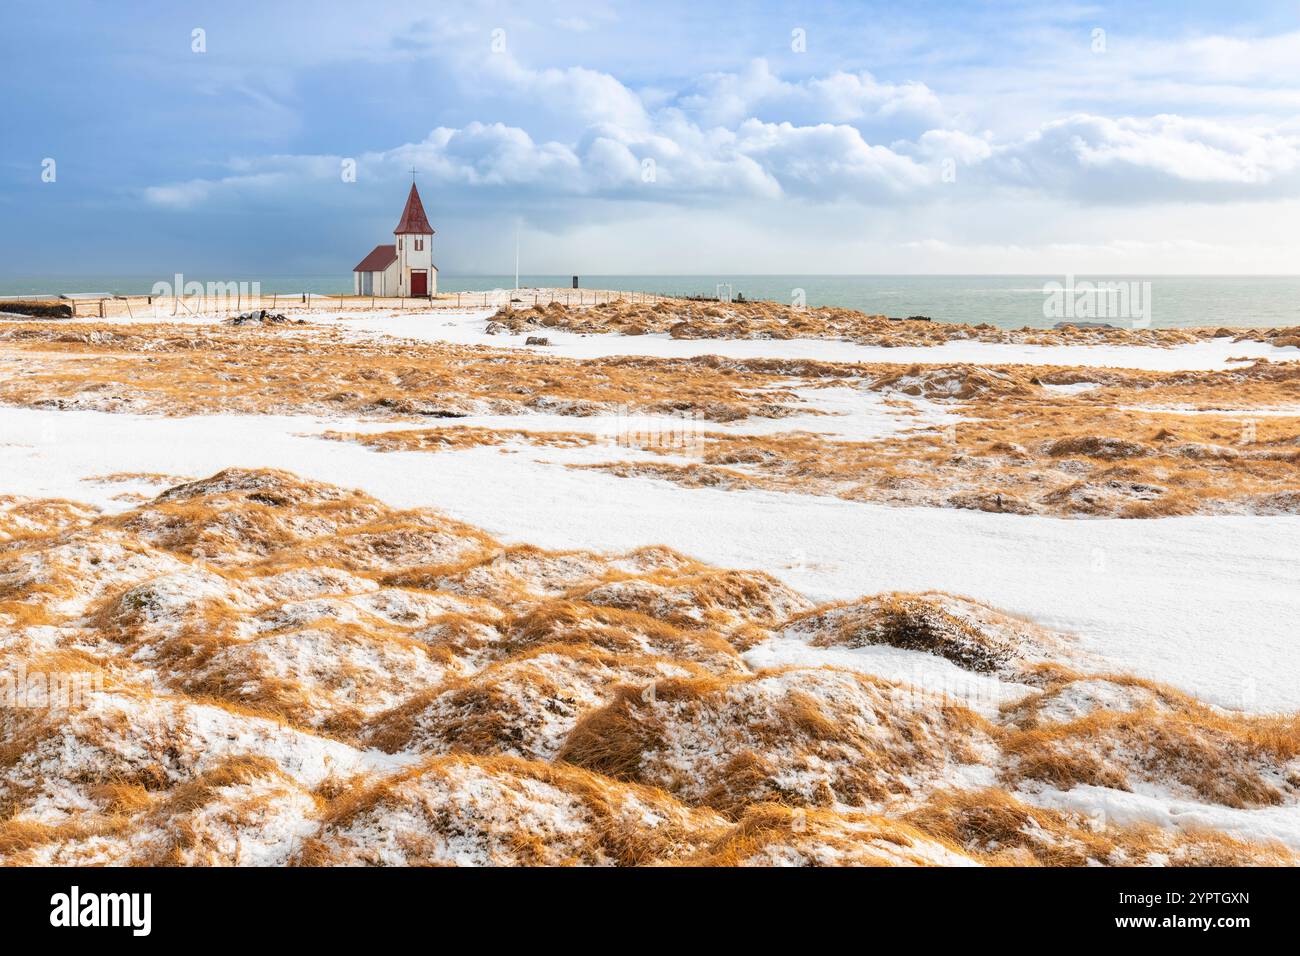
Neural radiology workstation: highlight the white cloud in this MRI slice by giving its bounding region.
[913,129,993,164]
[988,114,1300,200]
[477,52,652,134]
[143,180,215,210]
[384,124,581,187]
[731,120,932,199]
[677,59,946,136]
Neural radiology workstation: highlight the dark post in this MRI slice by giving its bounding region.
[572,275,579,289]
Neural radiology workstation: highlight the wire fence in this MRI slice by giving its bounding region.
[38,287,693,320]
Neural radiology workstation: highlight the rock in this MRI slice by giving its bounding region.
[228,310,290,326]
[949,491,1035,515]
[1053,321,1117,330]
[525,336,550,346]
[371,397,469,417]
[0,300,73,319]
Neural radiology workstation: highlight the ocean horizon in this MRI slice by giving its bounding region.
[2,273,1298,329]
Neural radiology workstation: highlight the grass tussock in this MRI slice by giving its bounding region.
[557,671,992,816]
[904,788,1296,867]
[783,592,1054,675]
[999,686,1300,808]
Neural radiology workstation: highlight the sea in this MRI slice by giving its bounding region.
[2,274,1297,330]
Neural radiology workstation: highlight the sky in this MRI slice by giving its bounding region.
[2,0,1299,277]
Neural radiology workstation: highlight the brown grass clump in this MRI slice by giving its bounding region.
[566,568,812,638]
[783,592,1052,675]
[388,543,643,605]
[996,672,1300,807]
[326,425,599,454]
[869,364,1034,401]
[904,788,1296,867]
[557,671,991,816]
[363,644,712,761]
[503,600,744,673]
[1045,435,1151,459]
[685,802,977,866]
[294,753,729,866]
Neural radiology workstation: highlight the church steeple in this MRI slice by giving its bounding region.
[394,182,434,235]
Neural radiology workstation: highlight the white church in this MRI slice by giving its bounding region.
[352,182,437,296]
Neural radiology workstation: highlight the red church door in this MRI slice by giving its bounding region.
[410,271,428,296]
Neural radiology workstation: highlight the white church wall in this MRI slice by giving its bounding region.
[382,260,400,296]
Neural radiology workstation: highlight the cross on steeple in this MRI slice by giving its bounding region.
[409,166,418,183]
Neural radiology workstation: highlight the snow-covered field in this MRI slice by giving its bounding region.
[5,400,1297,712]
[4,306,1299,867]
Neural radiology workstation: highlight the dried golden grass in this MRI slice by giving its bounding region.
[904,788,1297,866]
[571,390,1300,516]
[557,671,991,816]
[295,753,728,867]
[485,298,1257,348]
[0,322,803,423]
[4,466,1298,867]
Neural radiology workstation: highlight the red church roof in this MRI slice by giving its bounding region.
[394,183,434,235]
[353,244,397,273]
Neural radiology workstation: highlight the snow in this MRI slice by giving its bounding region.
[1033,679,1163,724]
[742,636,1038,715]
[1023,783,1300,852]
[1042,382,1101,394]
[4,403,1298,712]
[326,309,1299,371]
